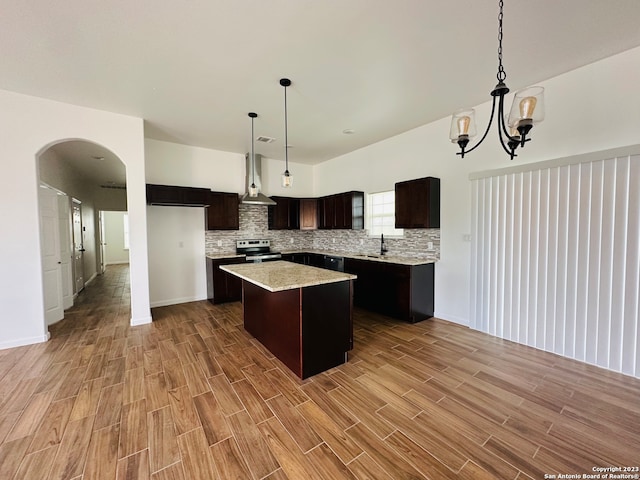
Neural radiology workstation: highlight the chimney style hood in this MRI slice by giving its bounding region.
[241,153,276,206]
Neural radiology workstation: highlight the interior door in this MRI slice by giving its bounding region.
[58,194,74,309]
[72,199,85,293]
[39,185,64,324]
[99,211,106,275]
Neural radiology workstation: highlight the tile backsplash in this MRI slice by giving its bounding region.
[205,204,440,261]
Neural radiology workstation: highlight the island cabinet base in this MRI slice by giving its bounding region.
[242,280,353,379]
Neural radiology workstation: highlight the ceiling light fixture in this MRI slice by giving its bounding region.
[248,112,259,197]
[450,0,545,160]
[280,78,293,188]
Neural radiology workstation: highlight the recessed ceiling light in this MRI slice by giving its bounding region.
[342,129,355,135]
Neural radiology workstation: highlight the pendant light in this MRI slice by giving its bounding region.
[449,0,545,160]
[248,112,258,197]
[280,78,293,188]
[240,113,276,205]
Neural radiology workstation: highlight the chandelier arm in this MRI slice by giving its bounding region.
[462,95,498,156]
[497,111,517,157]
[496,95,518,157]
[497,95,517,142]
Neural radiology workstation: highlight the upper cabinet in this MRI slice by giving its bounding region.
[268,197,319,230]
[206,191,239,230]
[395,177,440,228]
[319,191,364,230]
[146,184,211,207]
[299,199,318,230]
[268,196,300,230]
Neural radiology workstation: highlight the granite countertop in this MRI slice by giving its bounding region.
[220,260,357,292]
[281,249,436,266]
[206,253,245,260]
[206,250,436,265]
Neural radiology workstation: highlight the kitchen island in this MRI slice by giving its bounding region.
[220,261,356,379]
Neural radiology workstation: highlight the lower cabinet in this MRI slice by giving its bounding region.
[282,252,324,267]
[206,257,244,304]
[344,258,434,323]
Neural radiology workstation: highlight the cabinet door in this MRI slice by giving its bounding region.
[395,177,440,228]
[146,184,184,205]
[268,197,300,230]
[208,257,243,304]
[268,196,290,230]
[288,198,300,229]
[319,196,335,229]
[206,192,239,230]
[299,199,317,230]
[334,194,350,229]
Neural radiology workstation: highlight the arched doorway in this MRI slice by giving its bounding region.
[37,139,129,326]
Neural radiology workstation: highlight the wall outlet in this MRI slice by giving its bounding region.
[332,238,336,243]
[360,239,364,245]
[462,234,472,242]
[290,238,294,244]
[217,240,222,247]
[427,241,433,250]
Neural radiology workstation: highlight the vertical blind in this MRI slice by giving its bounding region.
[470,155,639,378]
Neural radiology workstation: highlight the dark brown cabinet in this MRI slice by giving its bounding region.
[282,252,324,267]
[206,192,239,230]
[146,184,211,207]
[300,198,318,230]
[344,258,434,323]
[395,177,440,228]
[206,257,244,304]
[319,191,364,229]
[268,197,318,230]
[268,196,300,230]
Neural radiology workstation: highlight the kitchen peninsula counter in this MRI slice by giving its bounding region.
[221,261,356,379]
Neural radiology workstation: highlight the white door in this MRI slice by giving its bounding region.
[58,194,74,309]
[99,211,106,275]
[39,186,64,324]
[72,199,85,293]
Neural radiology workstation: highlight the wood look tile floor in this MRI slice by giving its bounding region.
[1,264,639,479]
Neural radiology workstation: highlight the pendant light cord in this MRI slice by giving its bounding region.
[496,0,506,83]
[251,115,256,185]
[284,83,289,172]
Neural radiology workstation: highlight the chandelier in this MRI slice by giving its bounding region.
[450,0,545,160]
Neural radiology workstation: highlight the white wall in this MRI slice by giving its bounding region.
[144,138,314,195]
[0,89,150,349]
[147,206,206,307]
[103,211,130,265]
[314,45,640,326]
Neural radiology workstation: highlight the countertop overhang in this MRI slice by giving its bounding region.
[220,260,356,292]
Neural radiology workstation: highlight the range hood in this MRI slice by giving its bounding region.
[241,153,276,206]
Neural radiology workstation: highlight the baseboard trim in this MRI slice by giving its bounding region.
[0,331,51,351]
[130,315,153,326]
[433,311,469,327]
[84,272,98,286]
[150,295,207,308]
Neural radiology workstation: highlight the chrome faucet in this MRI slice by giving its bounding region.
[380,233,388,256]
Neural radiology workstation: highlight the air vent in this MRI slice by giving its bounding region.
[256,136,275,143]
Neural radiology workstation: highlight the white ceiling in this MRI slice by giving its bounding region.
[4,0,640,184]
